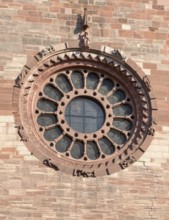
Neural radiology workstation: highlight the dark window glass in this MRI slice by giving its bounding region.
[113,104,132,116]
[98,137,115,155]
[98,78,114,95]
[44,126,62,141]
[86,141,100,160]
[37,99,57,112]
[55,135,72,153]
[43,84,63,101]
[86,72,99,90]
[56,74,72,93]
[71,71,84,89]
[70,140,84,159]
[108,128,126,145]
[65,97,105,133]
[108,90,126,104]
[37,114,57,127]
[113,118,132,131]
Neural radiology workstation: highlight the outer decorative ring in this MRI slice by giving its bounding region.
[12,43,158,177]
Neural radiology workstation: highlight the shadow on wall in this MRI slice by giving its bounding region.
[74,14,83,34]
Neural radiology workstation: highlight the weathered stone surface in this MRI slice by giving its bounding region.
[0,0,169,219]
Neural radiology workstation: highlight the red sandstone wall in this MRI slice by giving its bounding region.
[0,0,169,219]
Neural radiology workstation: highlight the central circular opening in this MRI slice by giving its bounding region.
[65,96,105,133]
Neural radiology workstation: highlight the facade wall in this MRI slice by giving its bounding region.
[0,0,169,219]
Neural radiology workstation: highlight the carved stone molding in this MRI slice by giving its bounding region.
[79,8,90,49]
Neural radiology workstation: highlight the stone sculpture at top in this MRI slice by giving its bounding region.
[79,8,90,49]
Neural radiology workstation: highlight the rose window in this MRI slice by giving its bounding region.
[35,68,135,162]
[13,45,157,177]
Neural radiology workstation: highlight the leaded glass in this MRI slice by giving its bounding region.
[44,126,62,141]
[113,104,132,116]
[65,97,105,133]
[71,140,84,159]
[43,84,63,101]
[86,141,100,160]
[71,71,84,89]
[108,90,126,104]
[86,72,99,90]
[37,99,57,112]
[98,78,114,95]
[37,114,57,127]
[113,118,132,131]
[55,135,72,153]
[98,137,115,155]
[56,74,72,93]
[108,128,126,145]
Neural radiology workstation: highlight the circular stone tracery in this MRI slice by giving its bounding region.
[35,68,135,161]
[13,45,157,177]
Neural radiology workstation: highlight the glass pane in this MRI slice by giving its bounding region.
[71,71,84,89]
[113,104,132,116]
[86,141,100,160]
[108,128,126,145]
[56,74,72,93]
[70,140,84,159]
[37,99,57,112]
[55,135,72,153]
[43,84,62,101]
[108,90,126,104]
[98,78,114,95]
[37,114,57,127]
[98,137,115,155]
[65,97,105,133]
[44,126,62,141]
[113,118,132,131]
[86,72,99,90]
